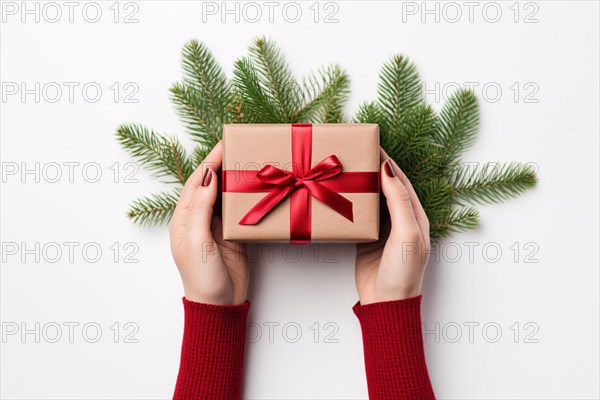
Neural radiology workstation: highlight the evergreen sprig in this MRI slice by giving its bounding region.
[248,37,300,120]
[127,190,181,226]
[450,162,537,205]
[301,65,350,123]
[170,39,234,147]
[115,123,192,184]
[116,37,537,239]
[434,89,480,170]
[232,36,350,124]
[376,55,423,147]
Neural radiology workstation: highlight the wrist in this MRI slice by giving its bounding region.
[359,288,422,306]
[356,293,422,308]
[184,291,235,306]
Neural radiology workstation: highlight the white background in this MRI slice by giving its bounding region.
[1,1,599,399]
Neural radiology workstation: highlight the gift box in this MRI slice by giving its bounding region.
[222,123,380,243]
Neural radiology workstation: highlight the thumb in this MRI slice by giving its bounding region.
[381,159,423,243]
[188,168,218,237]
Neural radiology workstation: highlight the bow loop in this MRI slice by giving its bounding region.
[304,155,343,181]
[256,164,297,186]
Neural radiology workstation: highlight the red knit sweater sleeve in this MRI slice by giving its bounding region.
[353,295,435,400]
[173,297,250,400]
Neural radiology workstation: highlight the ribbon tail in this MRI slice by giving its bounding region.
[290,187,311,244]
[238,186,295,225]
[303,181,354,222]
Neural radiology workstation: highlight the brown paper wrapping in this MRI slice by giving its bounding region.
[222,124,380,243]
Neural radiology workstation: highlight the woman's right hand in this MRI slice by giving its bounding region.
[168,141,249,305]
[355,149,431,305]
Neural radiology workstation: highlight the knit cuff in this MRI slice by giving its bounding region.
[352,295,422,334]
[352,295,435,400]
[173,297,251,400]
[182,296,251,321]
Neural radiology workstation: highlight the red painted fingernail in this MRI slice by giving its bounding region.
[201,169,212,187]
[384,159,396,178]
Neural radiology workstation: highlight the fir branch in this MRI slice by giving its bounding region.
[450,162,537,205]
[298,65,350,123]
[127,190,181,226]
[403,147,444,186]
[319,94,347,123]
[248,37,300,120]
[416,178,453,224]
[169,141,194,183]
[354,102,385,125]
[228,97,246,123]
[376,55,423,137]
[234,39,351,124]
[431,207,480,239]
[434,88,479,169]
[389,104,439,162]
[177,39,232,138]
[402,104,437,149]
[191,144,210,170]
[170,82,221,147]
[233,57,283,122]
[115,123,192,184]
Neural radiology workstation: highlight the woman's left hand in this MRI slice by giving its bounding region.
[168,141,249,306]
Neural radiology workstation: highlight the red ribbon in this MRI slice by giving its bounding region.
[222,124,379,244]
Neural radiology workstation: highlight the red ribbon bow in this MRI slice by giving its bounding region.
[238,154,354,225]
[223,124,379,243]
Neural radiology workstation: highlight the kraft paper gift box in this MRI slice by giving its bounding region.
[222,123,380,243]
